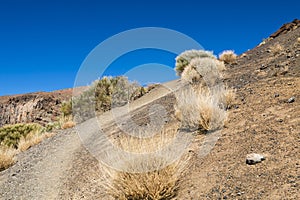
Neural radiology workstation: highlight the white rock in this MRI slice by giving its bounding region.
[246,153,265,165]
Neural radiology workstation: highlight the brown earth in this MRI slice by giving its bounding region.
[0,20,299,199]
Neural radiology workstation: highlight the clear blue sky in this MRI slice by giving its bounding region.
[0,0,299,96]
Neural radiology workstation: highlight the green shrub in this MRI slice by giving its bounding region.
[0,123,44,148]
[72,76,146,123]
[175,50,215,76]
[61,101,72,117]
[45,121,61,132]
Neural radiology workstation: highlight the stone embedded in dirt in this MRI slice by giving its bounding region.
[246,153,265,165]
[287,96,295,103]
[260,64,267,70]
[277,119,283,123]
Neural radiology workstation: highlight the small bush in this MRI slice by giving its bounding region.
[61,101,72,117]
[176,50,228,131]
[218,50,237,64]
[0,146,17,171]
[181,57,224,84]
[221,88,236,109]
[103,161,187,200]
[175,50,215,76]
[73,76,146,123]
[175,86,226,131]
[269,43,283,55]
[0,123,44,148]
[101,128,190,199]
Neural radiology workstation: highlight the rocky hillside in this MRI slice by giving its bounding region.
[0,19,299,199]
[0,89,73,127]
[185,19,300,199]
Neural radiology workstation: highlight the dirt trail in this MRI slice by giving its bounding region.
[0,128,80,199]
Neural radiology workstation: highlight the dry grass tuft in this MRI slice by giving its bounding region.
[103,160,188,200]
[18,132,55,152]
[269,43,283,55]
[0,146,18,171]
[61,121,76,129]
[0,123,57,171]
[100,127,191,199]
[175,86,226,131]
[58,115,76,129]
[218,50,237,64]
[221,88,237,109]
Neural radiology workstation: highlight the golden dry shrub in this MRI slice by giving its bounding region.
[61,121,76,129]
[100,127,190,200]
[218,50,237,64]
[0,146,17,171]
[175,86,227,131]
[103,160,188,200]
[220,88,236,109]
[297,37,300,43]
[18,132,55,152]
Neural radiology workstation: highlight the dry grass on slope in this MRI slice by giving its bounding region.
[100,126,191,200]
[0,123,57,171]
[0,146,17,171]
[218,50,237,64]
[103,159,189,200]
[18,132,55,152]
[100,49,234,199]
[176,53,233,132]
[175,86,227,131]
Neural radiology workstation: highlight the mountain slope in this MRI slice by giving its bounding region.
[0,20,299,199]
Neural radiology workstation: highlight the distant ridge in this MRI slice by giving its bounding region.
[270,18,300,39]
